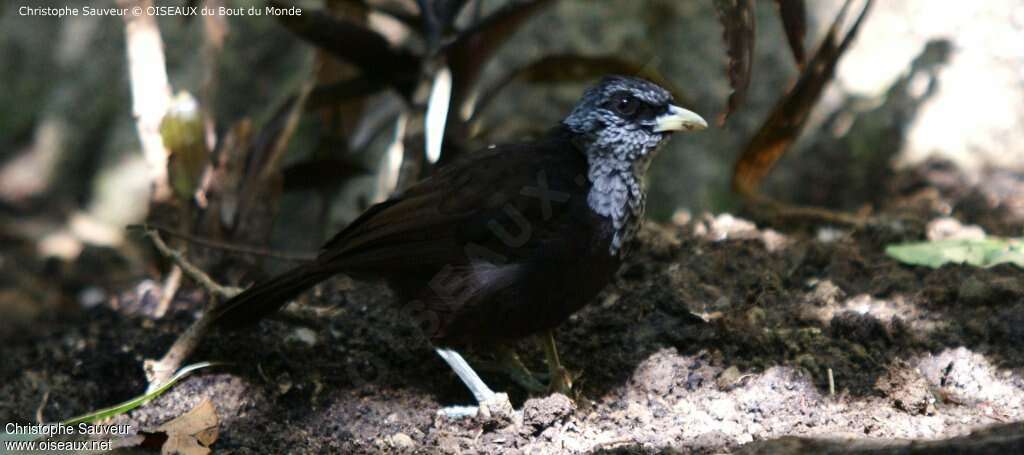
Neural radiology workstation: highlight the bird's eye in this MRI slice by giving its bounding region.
[614,96,640,116]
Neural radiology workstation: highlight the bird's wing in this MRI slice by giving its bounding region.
[317,133,589,274]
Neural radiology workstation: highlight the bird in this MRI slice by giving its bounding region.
[206,75,707,417]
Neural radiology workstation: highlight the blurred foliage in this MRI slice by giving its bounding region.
[886,239,1024,269]
[160,92,210,202]
[0,0,886,272]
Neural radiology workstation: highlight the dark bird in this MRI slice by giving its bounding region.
[208,76,707,416]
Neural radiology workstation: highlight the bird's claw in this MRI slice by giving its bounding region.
[436,392,514,421]
[548,366,574,396]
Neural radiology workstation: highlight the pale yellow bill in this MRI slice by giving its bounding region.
[654,105,708,132]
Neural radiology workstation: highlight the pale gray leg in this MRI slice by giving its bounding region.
[435,347,495,402]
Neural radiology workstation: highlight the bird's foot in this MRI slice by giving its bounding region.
[538,330,574,396]
[436,392,514,421]
[482,346,547,393]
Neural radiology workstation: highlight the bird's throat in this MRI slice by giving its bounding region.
[585,152,648,257]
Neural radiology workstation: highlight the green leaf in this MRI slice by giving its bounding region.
[161,92,209,202]
[885,238,1024,269]
[61,362,220,426]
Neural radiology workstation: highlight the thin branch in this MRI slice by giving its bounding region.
[139,227,242,299]
[128,223,315,262]
[155,265,183,318]
[138,225,333,391]
[145,311,217,393]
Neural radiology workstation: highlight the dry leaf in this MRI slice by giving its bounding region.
[713,0,756,123]
[774,0,807,67]
[731,0,873,196]
[149,399,219,455]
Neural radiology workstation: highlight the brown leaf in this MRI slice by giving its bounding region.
[731,0,873,197]
[713,0,756,123]
[774,0,807,67]
[144,398,219,455]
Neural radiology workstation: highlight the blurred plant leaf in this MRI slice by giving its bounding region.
[713,0,755,123]
[228,80,314,243]
[445,0,556,115]
[469,53,686,124]
[202,119,251,234]
[372,1,422,32]
[305,77,387,114]
[417,0,472,45]
[281,158,371,192]
[160,92,209,203]
[434,0,472,29]
[886,238,1024,269]
[271,0,420,97]
[774,0,807,67]
[425,65,453,163]
[731,0,872,197]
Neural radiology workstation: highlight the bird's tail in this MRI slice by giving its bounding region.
[207,262,336,329]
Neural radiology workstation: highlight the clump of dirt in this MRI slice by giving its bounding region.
[2,162,1024,453]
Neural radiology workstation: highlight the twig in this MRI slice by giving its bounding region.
[139,227,237,391]
[145,312,217,393]
[138,226,333,390]
[128,223,315,262]
[745,191,870,228]
[139,227,242,299]
[828,367,835,396]
[35,389,49,425]
[155,265,183,318]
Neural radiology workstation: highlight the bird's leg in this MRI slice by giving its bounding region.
[434,348,512,419]
[538,331,573,395]
[494,345,546,393]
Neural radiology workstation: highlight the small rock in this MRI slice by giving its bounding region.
[926,217,986,241]
[389,432,415,449]
[717,366,743,390]
[875,360,935,415]
[478,392,515,428]
[289,327,318,347]
[522,393,575,434]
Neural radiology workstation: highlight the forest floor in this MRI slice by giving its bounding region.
[2,159,1024,454]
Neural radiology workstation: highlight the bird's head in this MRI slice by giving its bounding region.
[562,75,706,166]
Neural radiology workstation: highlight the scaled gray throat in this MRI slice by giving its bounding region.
[585,147,655,257]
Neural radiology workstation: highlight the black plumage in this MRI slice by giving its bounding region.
[207,75,707,413]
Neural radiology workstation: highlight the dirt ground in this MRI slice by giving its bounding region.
[3,159,1024,454]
